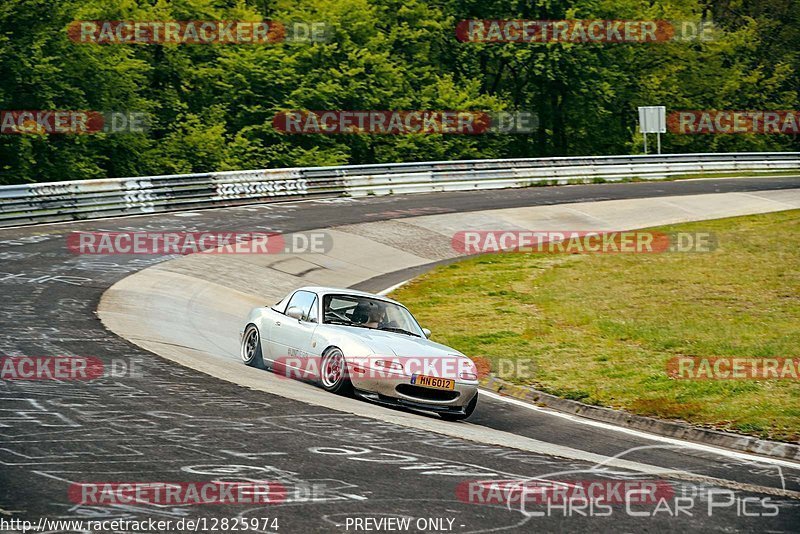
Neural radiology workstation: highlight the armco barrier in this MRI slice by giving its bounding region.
[1,152,798,227]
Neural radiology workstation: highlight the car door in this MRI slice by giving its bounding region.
[270,290,319,370]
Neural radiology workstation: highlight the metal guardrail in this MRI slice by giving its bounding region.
[0,153,798,227]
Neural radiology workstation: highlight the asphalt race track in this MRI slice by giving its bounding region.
[1,177,800,533]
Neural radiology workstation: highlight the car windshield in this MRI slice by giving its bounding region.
[322,294,424,337]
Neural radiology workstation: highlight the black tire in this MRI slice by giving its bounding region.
[441,391,478,421]
[241,324,265,369]
[319,347,353,395]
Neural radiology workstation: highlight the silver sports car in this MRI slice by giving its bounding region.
[240,286,479,420]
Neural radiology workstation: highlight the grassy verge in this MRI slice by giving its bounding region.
[520,170,800,188]
[663,170,800,181]
[391,210,800,441]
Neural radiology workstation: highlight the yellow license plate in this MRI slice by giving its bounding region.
[412,374,455,390]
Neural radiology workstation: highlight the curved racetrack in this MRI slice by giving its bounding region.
[2,177,800,532]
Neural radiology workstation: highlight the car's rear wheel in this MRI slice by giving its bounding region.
[241,324,265,369]
[320,347,352,395]
[441,391,478,421]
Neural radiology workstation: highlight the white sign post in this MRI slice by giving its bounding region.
[638,106,666,154]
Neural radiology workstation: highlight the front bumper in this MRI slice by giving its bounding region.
[350,366,478,413]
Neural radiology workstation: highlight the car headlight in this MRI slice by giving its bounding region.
[457,356,479,381]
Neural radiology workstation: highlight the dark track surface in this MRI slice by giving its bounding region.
[1,177,799,533]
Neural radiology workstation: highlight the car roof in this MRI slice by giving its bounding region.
[296,286,402,305]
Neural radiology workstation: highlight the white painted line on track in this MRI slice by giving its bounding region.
[480,389,800,470]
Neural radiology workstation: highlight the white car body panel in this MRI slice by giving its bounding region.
[241,286,479,415]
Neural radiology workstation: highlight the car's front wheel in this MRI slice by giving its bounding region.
[241,324,265,369]
[320,347,352,395]
[441,391,478,421]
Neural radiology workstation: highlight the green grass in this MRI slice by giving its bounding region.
[661,170,800,181]
[518,170,800,188]
[392,210,800,441]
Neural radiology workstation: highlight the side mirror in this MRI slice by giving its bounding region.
[422,328,431,338]
[286,306,304,320]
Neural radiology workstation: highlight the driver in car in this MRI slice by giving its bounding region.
[353,300,384,329]
[364,304,384,329]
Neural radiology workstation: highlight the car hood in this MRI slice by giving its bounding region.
[344,328,465,359]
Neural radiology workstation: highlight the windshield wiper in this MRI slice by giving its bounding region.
[325,320,418,336]
[378,326,421,338]
[325,319,372,330]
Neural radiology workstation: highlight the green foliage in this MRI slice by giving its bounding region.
[0,0,797,184]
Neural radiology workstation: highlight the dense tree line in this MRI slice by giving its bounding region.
[0,0,797,184]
